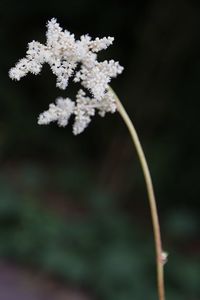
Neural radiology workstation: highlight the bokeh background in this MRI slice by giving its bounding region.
[0,0,200,299]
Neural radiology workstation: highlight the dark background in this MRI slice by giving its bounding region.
[0,0,199,299]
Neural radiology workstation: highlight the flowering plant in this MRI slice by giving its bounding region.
[9,18,123,134]
[9,18,166,300]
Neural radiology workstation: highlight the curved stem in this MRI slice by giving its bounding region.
[110,87,166,300]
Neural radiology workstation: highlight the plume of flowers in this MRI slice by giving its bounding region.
[9,18,123,134]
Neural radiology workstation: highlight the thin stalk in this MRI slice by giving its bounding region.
[110,87,166,300]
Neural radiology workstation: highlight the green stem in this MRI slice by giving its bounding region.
[110,87,166,300]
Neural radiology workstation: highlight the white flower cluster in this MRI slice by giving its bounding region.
[38,89,117,134]
[9,18,123,134]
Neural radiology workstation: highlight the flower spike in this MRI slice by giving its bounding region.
[9,18,123,134]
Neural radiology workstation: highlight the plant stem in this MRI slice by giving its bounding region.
[110,87,165,300]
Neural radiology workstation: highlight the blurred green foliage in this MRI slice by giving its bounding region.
[0,165,199,300]
[0,0,200,299]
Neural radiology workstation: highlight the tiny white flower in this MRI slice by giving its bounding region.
[73,90,96,135]
[88,36,114,52]
[9,18,123,134]
[38,97,75,127]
